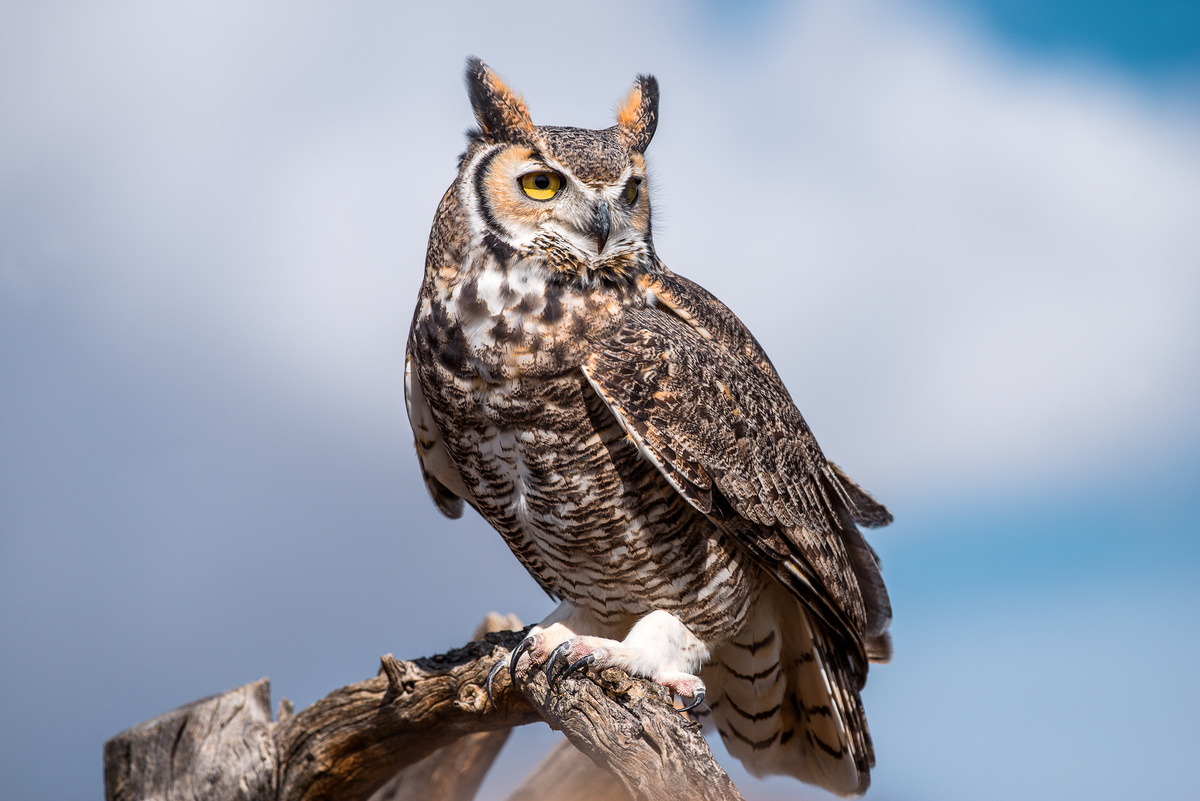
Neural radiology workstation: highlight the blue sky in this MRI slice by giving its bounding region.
[1,2,1198,800]
[703,0,1200,75]
[930,0,1200,73]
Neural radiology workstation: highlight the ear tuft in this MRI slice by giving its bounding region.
[464,57,536,144]
[616,75,659,153]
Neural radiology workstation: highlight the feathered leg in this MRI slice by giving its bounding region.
[542,609,711,708]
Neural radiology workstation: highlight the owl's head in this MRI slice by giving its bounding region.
[458,58,658,282]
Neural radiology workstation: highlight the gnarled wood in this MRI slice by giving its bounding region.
[369,614,521,801]
[512,664,744,801]
[273,632,539,801]
[370,730,510,801]
[504,738,633,801]
[104,615,743,801]
[104,678,276,801]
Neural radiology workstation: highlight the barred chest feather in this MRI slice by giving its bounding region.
[409,251,757,639]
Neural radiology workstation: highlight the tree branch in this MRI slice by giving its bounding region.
[369,613,522,801]
[504,738,633,801]
[104,617,743,801]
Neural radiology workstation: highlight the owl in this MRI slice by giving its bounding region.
[405,58,893,797]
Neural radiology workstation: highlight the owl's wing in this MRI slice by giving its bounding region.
[581,271,891,649]
[404,350,469,519]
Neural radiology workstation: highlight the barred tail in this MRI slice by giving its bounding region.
[703,583,875,797]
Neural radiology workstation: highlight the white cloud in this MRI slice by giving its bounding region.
[647,1,1200,500]
[3,0,1197,503]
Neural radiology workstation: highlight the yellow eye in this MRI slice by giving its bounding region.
[520,171,563,201]
[624,178,640,204]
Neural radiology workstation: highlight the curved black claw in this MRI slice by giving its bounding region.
[560,654,595,682]
[485,657,508,708]
[678,688,706,715]
[509,636,534,679]
[545,641,573,682]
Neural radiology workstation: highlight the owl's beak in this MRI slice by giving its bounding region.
[590,201,611,253]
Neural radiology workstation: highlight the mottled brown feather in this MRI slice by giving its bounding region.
[582,284,891,644]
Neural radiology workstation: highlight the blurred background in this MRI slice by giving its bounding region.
[2,1,1198,799]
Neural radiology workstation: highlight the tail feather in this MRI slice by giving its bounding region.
[706,601,788,771]
[703,584,875,797]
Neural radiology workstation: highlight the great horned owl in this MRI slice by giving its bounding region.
[405,58,892,797]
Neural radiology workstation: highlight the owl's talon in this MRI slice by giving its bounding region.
[485,657,508,707]
[561,653,594,681]
[509,636,534,679]
[678,688,706,714]
[545,641,573,682]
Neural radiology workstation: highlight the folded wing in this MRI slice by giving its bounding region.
[580,271,892,648]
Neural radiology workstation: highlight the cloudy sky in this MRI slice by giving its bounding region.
[1,1,1198,799]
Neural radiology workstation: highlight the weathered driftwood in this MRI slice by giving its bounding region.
[515,663,743,801]
[104,614,743,801]
[104,677,277,801]
[369,730,510,801]
[369,614,521,801]
[503,738,633,801]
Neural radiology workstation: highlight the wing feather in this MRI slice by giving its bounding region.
[582,271,891,645]
[404,350,469,519]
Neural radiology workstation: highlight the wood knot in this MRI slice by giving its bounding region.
[379,654,416,704]
[456,681,488,713]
